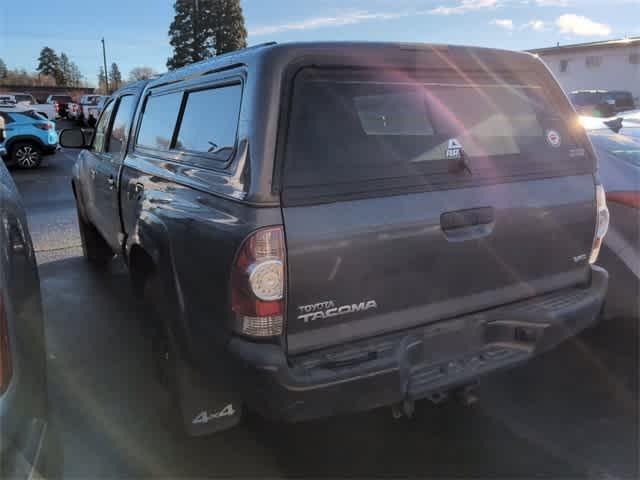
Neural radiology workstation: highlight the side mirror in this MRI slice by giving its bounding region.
[59,129,90,149]
[603,118,624,134]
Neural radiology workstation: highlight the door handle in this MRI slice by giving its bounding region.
[441,207,494,231]
[128,182,144,200]
[440,207,495,242]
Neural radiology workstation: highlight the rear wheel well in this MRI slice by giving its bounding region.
[129,245,156,299]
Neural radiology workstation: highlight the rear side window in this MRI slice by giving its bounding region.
[175,84,242,161]
[136,83,242,162]
[93,101,115,152]
[17,110,45,121]
[136,92,182,151]
[284,68,587,197]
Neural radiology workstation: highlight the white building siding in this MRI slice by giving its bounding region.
[538,44,640,101]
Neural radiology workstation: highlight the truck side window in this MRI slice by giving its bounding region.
[93,101,115,153]
[174,84,242,161]
[107,95,136,157]
[136,92,182,151]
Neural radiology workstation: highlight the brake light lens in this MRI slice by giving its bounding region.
[34,123,53,131]
[231,227,285,337]
[589,184,610,264]
[0,292,12,395]
[54,102,59,112]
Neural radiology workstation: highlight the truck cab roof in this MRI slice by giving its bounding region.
[149,41,543,90]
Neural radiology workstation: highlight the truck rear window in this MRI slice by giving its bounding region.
[283,68,589,198]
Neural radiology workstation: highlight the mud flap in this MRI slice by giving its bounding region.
[172,350,243,436]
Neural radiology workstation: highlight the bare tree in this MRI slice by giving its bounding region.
[128,66,158,82]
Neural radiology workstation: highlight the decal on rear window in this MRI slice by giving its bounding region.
[546,130,562,148]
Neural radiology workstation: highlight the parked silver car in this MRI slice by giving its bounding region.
[0,161,62,478]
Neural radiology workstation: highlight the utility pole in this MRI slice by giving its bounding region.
[193,0,199,60]
[101,38,110,93]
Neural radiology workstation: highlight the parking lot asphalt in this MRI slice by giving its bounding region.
[9,136,639,479]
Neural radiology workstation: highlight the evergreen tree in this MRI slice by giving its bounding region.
[37,47,60,79]
[167,0,247,70]
[109,62,123,90]
[167,0,215,70]
[0,58,7,79]
[210,0,247,55]
[58,52,72,86]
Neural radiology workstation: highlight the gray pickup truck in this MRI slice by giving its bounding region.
[61,42,609,437]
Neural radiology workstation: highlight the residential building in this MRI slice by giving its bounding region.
[528,37,640,102]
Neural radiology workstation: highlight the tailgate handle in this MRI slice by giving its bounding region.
[441,207,495,241]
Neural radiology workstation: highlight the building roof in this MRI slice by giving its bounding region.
[527,36,640,55]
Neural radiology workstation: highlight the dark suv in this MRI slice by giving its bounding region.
[62,42,609,437]
[570,90,636,117]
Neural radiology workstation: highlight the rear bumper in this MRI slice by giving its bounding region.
[228,266,608,422]
[42,144,59,155]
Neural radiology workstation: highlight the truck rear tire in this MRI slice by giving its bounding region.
[76,205,113,269]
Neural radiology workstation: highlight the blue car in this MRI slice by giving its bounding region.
[0,107,58,169]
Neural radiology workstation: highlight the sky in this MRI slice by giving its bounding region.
[1,0,638,87]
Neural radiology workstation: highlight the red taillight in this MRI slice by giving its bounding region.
[34,123,53,131]
[589,184,610,265]
[54,103,59,112]
[0,292,12,395]
[606,191,640,209]
[231,226,285,337]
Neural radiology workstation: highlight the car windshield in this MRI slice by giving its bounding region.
[13,94,33,103]
[52,96,73,103]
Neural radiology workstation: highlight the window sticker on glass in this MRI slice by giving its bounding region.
[446,138,463,158]
[546,130,562,148]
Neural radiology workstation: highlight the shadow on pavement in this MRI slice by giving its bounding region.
[38,256,638,478]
